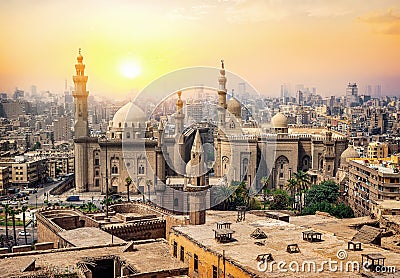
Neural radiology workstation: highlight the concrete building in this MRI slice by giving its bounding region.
[368,142,389,159]
[347,156,400,217]
[53,116,71,142]
[0,166,10,194]
[0,156,47,187]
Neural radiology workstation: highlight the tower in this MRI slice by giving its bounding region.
[323,127,335,177]
[175,91,184,136]
[72,49,89,192]
[186,130,208,225]
[217,60,227,128]
[72,49,89,138]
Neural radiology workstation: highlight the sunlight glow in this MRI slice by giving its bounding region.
[120,61,141,79]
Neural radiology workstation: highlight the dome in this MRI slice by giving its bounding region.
[111,102,146,129]
[271,112,288,129]
[340,145,359,166]
[227,97,241,118]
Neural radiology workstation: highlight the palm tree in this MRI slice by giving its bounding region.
[21,206,28,245]
[3,204,10,241]
[213,184,235,210]
[146,180,152,202]
[9,208,18,246]
[294,170,310,192]
[293,170,310,211]
[125,176,132,202]
[285,178,297,209]
[260,176,270,210]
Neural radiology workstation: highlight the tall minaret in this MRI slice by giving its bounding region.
[72,48,89,138]
[175,91,184,136]
[190,129,206,186]
[217,60,227,128]
[73,49,89,192]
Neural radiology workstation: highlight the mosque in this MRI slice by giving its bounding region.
[72,51,349,215]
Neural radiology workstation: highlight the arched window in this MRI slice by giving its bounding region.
[138,159,145,175]
[111,158,119,174]
[126,132,130,139]
[241,158,249,180]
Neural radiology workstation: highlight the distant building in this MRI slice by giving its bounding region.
[368,142,389,159]
[0,166,10,194]
[345,83,359,107]
[53,116,71,142]
[0,156,47,187]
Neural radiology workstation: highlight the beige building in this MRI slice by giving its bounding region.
[53,116,72,142]
[346,156,400,217]
[368,142,389,159]
[0,156,47,187]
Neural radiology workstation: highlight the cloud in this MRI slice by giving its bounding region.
[358,8,400,35]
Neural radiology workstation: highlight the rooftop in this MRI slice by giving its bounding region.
[58,227,125,247]
[0,239,186,278]
[172,211,400,277]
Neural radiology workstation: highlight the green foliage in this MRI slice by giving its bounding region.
[305,180,339,206]
[269,189,290,210]
[302,180,354,218]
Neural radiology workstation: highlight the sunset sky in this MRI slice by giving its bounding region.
[0,0,400,98]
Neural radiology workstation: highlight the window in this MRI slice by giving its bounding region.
[180,246,184,262]
[194,254,198,272]
[174,198,179,207]
[138,165,145,175]
[111,165,118,174]
[173,241,177,257]
[126,132,130,139]
[212,266,218,278]
[95,169,99,176]
[95,179,100,187]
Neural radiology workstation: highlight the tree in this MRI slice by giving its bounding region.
[3,204,10,241]
[260,176,270,210]
[305,180,339,207]
[146,180,153,202]
[294,170,310,192]
[269,190,290,210]
[285,178,297,207]
[125,176,132,202]
[21,206,28,245]
[213,184,235,210]
[294,170,310,212]
[9,208,19,245]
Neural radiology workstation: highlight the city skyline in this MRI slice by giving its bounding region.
[1,1,400,98]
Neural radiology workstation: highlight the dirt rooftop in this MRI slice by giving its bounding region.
[0,239,186,278]
[173,211,400,277]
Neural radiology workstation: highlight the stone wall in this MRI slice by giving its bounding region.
[102,219,166,241]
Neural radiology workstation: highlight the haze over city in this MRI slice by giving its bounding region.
[1,0,400,98]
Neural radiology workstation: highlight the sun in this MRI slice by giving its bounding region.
[120,61,141,79]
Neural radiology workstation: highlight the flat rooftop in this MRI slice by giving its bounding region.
[0,239,186,278]
[59,227,125,247]
[172,211,400,277]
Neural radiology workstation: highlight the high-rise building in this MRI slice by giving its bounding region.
[53,116,72,142]
[280,83,290,98]
[345,83,358,107]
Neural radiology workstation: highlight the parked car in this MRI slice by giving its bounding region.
[18,231,30,236]
[66,195,80,202]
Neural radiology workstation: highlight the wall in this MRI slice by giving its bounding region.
[169,229,259,278]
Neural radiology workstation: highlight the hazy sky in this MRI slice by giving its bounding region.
[1,0,400,98]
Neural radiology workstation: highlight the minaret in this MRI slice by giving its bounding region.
[157,120,166,182]
[190,129,206,186]
[73,49,89,192]
[175,91,184,136]
[187,129,208,225]
[217,60,227,128]
[72,48,89,138]
[323,126,335,177]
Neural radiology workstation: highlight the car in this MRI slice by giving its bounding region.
[66,195,80,202]
[18,231,30,236]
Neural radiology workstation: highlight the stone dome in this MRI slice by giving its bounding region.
[340,145,359,166]
[110,102,146,129]
[271,112,288,128]
[227,97,241,118]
